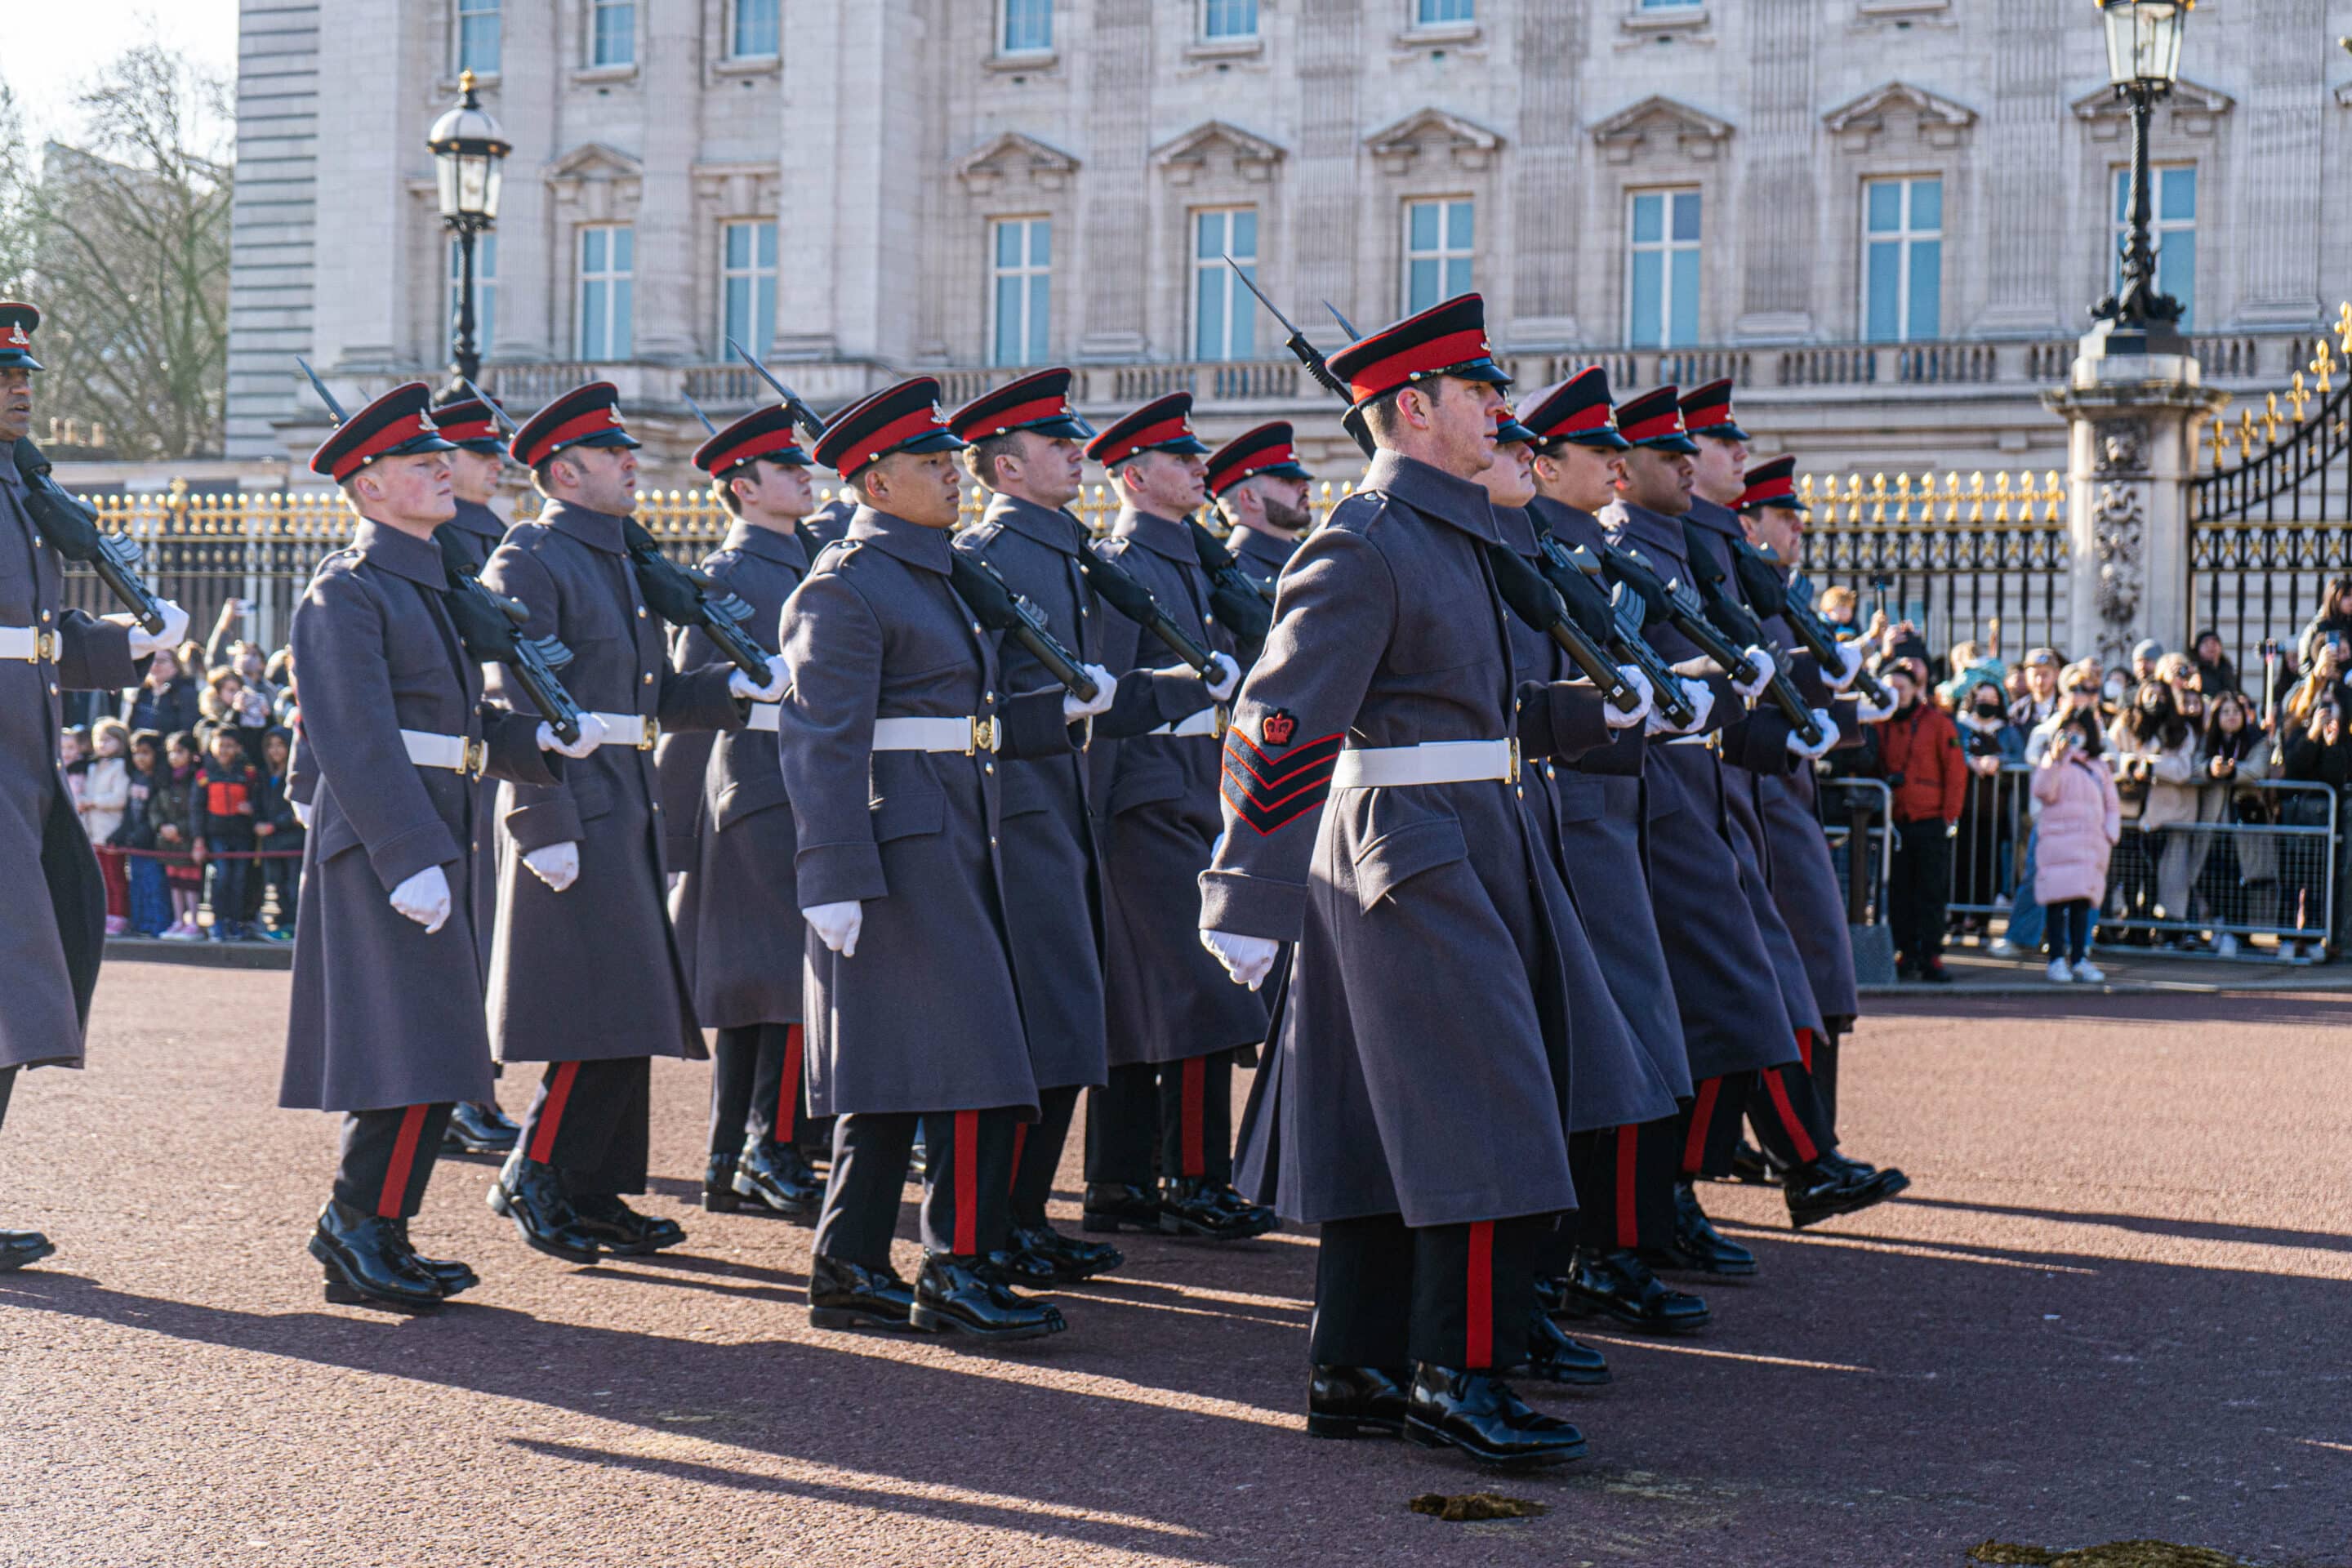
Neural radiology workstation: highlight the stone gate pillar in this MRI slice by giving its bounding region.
[2042,350,2229,666]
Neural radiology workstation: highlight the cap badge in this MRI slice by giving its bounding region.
[931,401,949,425]
[416,414,435,434]
[2,326,25,347]
[607,406,625,425]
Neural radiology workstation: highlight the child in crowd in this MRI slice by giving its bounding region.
[150,731,206,941]
[192,728,261,942]
[78,718,134,936]
[254,726,303,940]
[2033,709,2123,983]
[122,730,173,937]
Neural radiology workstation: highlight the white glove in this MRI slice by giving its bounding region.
[804,899,863,957]
[1602,665,1654,731]
[1828,640,1867,692]
[523,841,579,893]
[110,599,190,660]
[290,798,312,829]
[1852,687,1899,725]
[1647,678,1716,737]
[729,654,790,703]
[1669,655,1726,679]
[1203,652,1242,704]
[537,711,608,760]
[1200,928,1279,991]
[1786,708,1840,761]
[1731,647,1775,702]
[1062,662,1117,723]
[388,864,452,933]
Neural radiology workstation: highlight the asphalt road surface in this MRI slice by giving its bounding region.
[2,964,2347,1567]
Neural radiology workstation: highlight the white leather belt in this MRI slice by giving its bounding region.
[1145,705,1227,738]
[1665,733,1717,747]
[0,625,59,662]
[586,711,660,751]
[400,728,488,777]
[1330,737,1517,790]
[872,715,998,755]
[746,703,781,733]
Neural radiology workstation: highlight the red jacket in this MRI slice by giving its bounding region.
[1876,701,1967,825]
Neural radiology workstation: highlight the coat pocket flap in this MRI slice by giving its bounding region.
[1108,755,1187,818]
[572,772,617,823]
[1352,814,1469,910]
[1552,775,1608,825]
[313,807,364,864]
[870,790,945,842]
[714,772,792,833]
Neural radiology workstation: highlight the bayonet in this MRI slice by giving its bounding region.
[725,336,826,439]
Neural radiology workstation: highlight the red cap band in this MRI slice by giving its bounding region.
[967,393,1072,437]
[844,405,952,473]
[1096,414,1194,469]
[1344,327,1493,403]
[331,410,441,483]
[706,428,803,474]
[526,405,627,466]
[1619,405,1689,446]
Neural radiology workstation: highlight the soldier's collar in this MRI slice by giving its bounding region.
[845,504,954,574]
[1363,449,1501,546]
[1599,498,1688,562]
[982,490,1087,555]
[353,518,450,590]
[446,497,506,540]
[537,498,629,555]
[1232,524,1299,568]
[1682,495,1745,539]
[724,518,811,573]
[1490,502,1540,561]
[1110,506,1197,564]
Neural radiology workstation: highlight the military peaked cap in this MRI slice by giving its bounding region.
[1615,385,1699,455]
[1205,421,1312,497]
[428,391,510,455]
[1325,293,1509,409]
[951,368,1095,443]
[1678,378,1751,442]
[310,381,456,483]
[1739,456,1802,512]
[1086,392,1211,469]
[0,302,42,371]
[1519,367,1629,450]
[510,381,640,470]
[694,405,813,476]
[813,376,964,479]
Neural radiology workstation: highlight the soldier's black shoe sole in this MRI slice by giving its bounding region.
[908,1301,1067,1340]
[0,1240,56,1273]
[1306,1410,1406,1440]
[808,1303,915,1333]
[1403,1416,1587,1468]
[309,1235,441,1315]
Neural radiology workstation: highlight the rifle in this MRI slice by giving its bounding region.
[1486,544,1646,716]
[1531,535,1696,728]
[1677,523,1825,747]
[1592,541,1770,693]
[724,336,828,442]
[1737,539,1895,709]
[11,439,168,634]
[1224,256,1373,460]
[1075,550,1219,675]
[947,552,1100,702]
[1186,515,1275,643]
[298,359,586,743]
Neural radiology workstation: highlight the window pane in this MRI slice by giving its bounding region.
[1449,199,1474,249]
[996,222,1022,268]
[725,223,751,270]
[613,226,633,272]
[733,0,779,56]
[459,1,501,75]
[1027,275,1050,363]
[758,221,777,268]
[1629,251,1662,348]
[594,1,635,65]
[1631,193,1661,245]
[1233,294,1254,359]
[612,279,632,358]
[1004,0,1051,51]
[1865,240,1901,342]
[1907,239,1942,341]
[724,277,751,346]
[1866,181,1902,234]
[1232,208,1256,260]
[1409,257,1439,314]
[582,227,604,272]
[994,277,1022,365]
[1446,256,1472,297]
[756,274,776,354]
[1205,0,1258,38]
[581,280,606,360]
[2160,166,2196,223]
[1418,0,1473,20]
[1410,201,1439,252]
[1030,219,1050,265]
[1668,248,1699,345]
[2114,168,2131,225]
[1196,211,1223,260]
[2163,230,2195,331]
[1671,191,1701,243]
[1909,176,1942,232]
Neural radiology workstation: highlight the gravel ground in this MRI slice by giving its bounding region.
[1,964,2347,1568]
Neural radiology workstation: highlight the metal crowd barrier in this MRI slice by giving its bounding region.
[1818,777,1895,928]
[1945,762,2338,955]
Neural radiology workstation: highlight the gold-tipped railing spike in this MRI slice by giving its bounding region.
[2235,408,2258,461]
[2262,391,2283,447]
[2287,372,2312,425]
[2312,338,2337,397]
[2336,301,2352,356]
[1991,470,2013,526]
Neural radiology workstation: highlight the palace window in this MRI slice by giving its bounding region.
[991,218,1052,368]
[1403,198,1473,314]
[457,0,500,74]
[1203,0,1258,38]
[1193,210,1259,362]
[577,225,634,361]
[730,0,780,58]
[1863,176,1942,343]
[1627,189,1700,349]
[590,0,635,68]
[2114,165,2197,331]
[448,233,497,355]
[1414,0,1474,22]
[721,220,777,359]
[1001,0,1052,53]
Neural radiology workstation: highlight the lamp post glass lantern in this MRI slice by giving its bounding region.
[2091,0,2191,350]
[428,69,510,388]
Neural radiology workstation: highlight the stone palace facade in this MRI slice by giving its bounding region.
[228,0,2352,488]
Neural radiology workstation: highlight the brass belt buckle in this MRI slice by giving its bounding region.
[969,715,1001,755]
[36,629,59,662]
[1212,704,1231,739]
[1507,736,1521,785]
[461,736,488,779]
[636,715,658,751]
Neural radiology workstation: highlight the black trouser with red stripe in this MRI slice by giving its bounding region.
[333,1104,457,1219]
[708,1022,830,1160]
[1682,1055,1838,1178]
[1085,1051,1236,1187]
[813,1107,1019,1269]
[1310,1212,1547,1373]
[1566,1118,1684,1257]
[513,1058,651,1197]
[1009,1084,1080,1232]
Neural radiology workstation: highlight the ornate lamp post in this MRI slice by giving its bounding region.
[2090,0,2193,354]
[426,70,510,390]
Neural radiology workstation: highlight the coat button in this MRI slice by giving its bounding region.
[643,672,654,685]
[31,534,42,547]
[636,606,647,619]
[38,609,51,623]
[984,762,994,773]
[971,622,982,635]
[1205,612,1216,626]
[984,690,995,703]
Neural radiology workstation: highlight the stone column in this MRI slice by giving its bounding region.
[488,0,558,363]
[1732,0,1815,341]
[2234,0,2328,327]
[772,0,861,360]
[1076,0,1151,360]
[310,0,409,372]
[2043,350,2228,665]
[1290,0,1361,337]
[1975,0,2065,336]
[630,2,705,363]
[1504,2,1580,349]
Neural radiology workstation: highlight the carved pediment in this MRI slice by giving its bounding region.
[1365,107,1504,174]
[1824,81,1976,149]
[2071,78,2234,138]
[1590,96,1733,163]
[1152,120,1285,185]
[545,142,644,182]
[954,131,1080,194]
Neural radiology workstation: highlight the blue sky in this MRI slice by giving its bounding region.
[3,0,240,145]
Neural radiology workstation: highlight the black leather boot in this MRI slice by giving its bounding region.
[487,1156,605,1264]
[1008,1224,1124,1283]
[982,1246,1062,1289]
[806,1254,916,1332]
[1158,1177,1275,1241]
[1079,1182,1163,1234]
[570,1194,686,1255]
[1564,1250,1711,1334]
[1784,1160,1903,1230]
[1403,1365,1587,1466]
[703,1152,743,1214]
[733,1138,822,1216]
[1517,1308,1611,1386]
[389,1219,479,1296]
[1638,1179,1759,1277]
[443,1101,520,1157]
[1532,1272,1570,1316]
[1306,1365,1410,1438]
[0,1227,56,1274]
[310,1200,443,1313]
[1729,1138,1777,1185]
[911,1254,1067,1341]
[1820,1150,1911,1201]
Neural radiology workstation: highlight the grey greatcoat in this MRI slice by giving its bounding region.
[775,506,1076,1119]
[1227,525,1301,670]
[478,501,746,1065]
[280,521,559,1111]
[0,463,140,1072]
[1600,499,1802,1082]
[1093,507,1269,1068]
[1205,451,1581,1230]
[954,492,1206,1091]
[668,521,807,1030]
[1499,502,1688,1121]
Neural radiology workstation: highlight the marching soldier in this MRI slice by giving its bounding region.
[0,301,185,1272]
[280,383,600,1312]
[1202,294,1591,1466]
[947,368,1174,1283]
[778,376,1113,1340]
[1076,394,1267,1243]
[1205,422,1312,668]
[479,382,782,1266]
[675,406,830,1218]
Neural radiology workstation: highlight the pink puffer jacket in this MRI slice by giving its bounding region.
[2033,753,2123,906]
